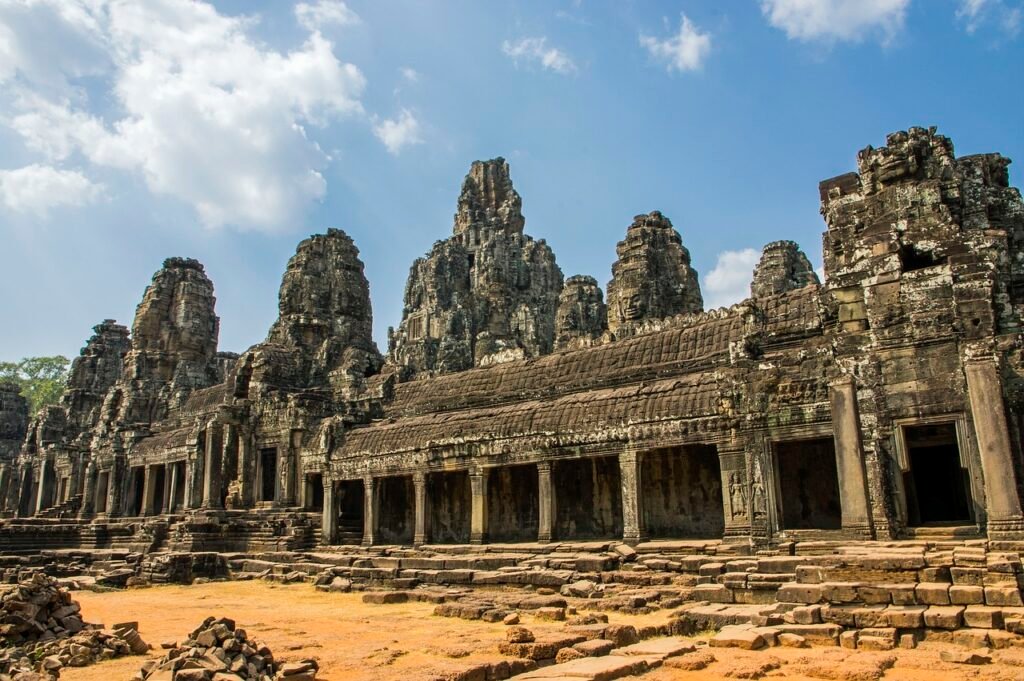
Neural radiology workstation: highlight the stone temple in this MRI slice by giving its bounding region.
[3,126,1024,593]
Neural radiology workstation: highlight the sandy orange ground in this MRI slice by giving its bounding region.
[63,580,665,681]
[61,581,1024,681]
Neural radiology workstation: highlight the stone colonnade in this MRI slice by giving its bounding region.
[6,365,1023,544]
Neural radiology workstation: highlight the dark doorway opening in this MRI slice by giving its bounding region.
[259,448,277,502]
[903,423,973,526]
[152,465,166,514]
[18,470,33,516]
[337,480,364,544]
[427,470,471,543]
[642,445,724,538]
[95,471,109,514]
[377,475,414,544]
[775,438,842,530]
[487,465,539,542]
[129,466,145,517]
[172,462,186,510]
[553,457,623,540]
[306,473,324,511]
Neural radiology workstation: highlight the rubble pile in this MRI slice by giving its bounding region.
[137,617,318,681]
[0,573,86,644]
[0,574,144,680]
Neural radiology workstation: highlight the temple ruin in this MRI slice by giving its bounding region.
[2,126,1023,558]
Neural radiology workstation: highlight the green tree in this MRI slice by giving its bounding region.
[0,356,70,415]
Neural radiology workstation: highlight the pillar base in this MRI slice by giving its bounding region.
[986,517,1024,540]
[839,521,875,539]
[621,531,645,546]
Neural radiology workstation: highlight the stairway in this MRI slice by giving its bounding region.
[36,494,83,519]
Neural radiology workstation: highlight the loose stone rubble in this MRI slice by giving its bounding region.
[2,127,1024,674]
[0,573,143,680]
[136,617,317,681]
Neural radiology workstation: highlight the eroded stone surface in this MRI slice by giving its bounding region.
[605,211,702,338]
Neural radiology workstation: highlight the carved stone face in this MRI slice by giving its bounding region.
[623,293,645,321]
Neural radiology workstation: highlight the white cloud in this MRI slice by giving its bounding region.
[640,14,712,73]
[956,0,1022,36]
[373,109,422,155]
[295,0,359,32]
[704,248,760,308]
[400,67,420,82]
[761,0,910,44]
[0,0,367,231]
[501,37,578,75]
[0,164,104,216]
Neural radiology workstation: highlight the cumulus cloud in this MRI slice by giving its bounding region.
[0,164,104,216]
[373,109,422,155]
[501,37,578,75]
[0,0,367,230]
[640,14,712,73]
[761,0,910,44]
[400,67,420,82]
[704,248,760,309]
[295,0,360,32]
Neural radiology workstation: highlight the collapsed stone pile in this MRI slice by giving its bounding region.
[137,617,318,681]
[1,627,139,680]
[0,573,145,680]
[0,573,85,644]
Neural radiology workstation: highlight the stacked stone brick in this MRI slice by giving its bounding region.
[137,616,318,681]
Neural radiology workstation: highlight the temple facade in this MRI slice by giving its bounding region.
[2,127,1024,554]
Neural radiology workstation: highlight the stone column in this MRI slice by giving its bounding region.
[79,464,96,518]
[68,456,81,502]
[34,458,50,515]
[362,476,377,546]
[183,460,195,509]
[619,449,644,545]
[719,444,752,540]
[469,468,488,545]
[237,429,255,507]
[413,471,428,545]
[278,430,297,507]
[0,464,10,513]
[321,478,337,545]
[965,359,1024,531]
[202,422,223,510]
[537,462,554,543]
[141,465,157,516]
[829,377,873,535]
[167,463,180,513]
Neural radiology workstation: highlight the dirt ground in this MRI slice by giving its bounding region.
[62,581,1024,681]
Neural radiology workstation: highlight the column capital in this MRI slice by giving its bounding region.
[536,461,552,474]
[412,470,426,486]
[829,374,856,389]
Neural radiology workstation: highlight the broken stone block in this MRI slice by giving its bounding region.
[709,626,765,651]
[940,648,991,665]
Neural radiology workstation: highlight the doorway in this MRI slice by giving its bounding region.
[902,423,973,526]
[259,448,277,502]
[775,438,842,530]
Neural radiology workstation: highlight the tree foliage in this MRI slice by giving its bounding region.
[0,356,70,415]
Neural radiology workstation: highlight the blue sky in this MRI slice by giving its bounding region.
[0,0,1021,361]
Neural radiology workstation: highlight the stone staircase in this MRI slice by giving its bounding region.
[35,494,83,520]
